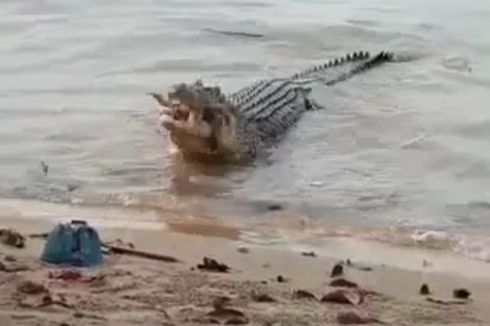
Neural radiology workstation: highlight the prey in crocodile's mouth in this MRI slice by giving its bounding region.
[150,91,214,139]
[149,86,235,159]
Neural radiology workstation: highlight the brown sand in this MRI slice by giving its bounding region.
[1,210,490,325]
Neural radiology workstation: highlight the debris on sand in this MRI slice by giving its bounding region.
[321,289,363,305]
[276,275,288,283]
[330,263,343,278]
[419,283,430,295]
[28,233,49,239]
[329,278,359,288]
[453,288,471,299]
[197,257,230,273]
[293,289,317,301]
[251,291,276,303]
[337,311,381,324]
[0,228,26,248]
[106,244,180,263]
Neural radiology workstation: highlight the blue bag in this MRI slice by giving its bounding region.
[41,220,103,267]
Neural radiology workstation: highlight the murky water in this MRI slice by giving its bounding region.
[1,0,490,259]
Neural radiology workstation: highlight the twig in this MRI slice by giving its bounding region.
[102,244,181,263]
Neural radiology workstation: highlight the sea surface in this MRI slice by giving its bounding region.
[1,0,490,260]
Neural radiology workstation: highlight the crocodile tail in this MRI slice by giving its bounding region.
[290,50,395,86]
[291,50,372,80]
[323,51,394,86]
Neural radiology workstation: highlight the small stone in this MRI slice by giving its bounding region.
[453,288,471,299]
[330,263,343,278]
[276,275,287,283]
[420,284,430,295]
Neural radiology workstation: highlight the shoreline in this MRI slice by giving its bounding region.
[1,200,490,324]
[1,197,490,276]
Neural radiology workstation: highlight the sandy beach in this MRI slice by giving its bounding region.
[1,201,490,326]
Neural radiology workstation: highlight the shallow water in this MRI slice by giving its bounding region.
[1,0,490,259]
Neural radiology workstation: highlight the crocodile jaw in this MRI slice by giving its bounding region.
[152,91,240,160]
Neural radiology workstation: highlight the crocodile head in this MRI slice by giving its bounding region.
[150,80,258,162]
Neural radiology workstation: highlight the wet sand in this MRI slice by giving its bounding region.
[1,213,490,325]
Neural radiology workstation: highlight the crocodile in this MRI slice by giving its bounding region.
[150,50,397,163]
